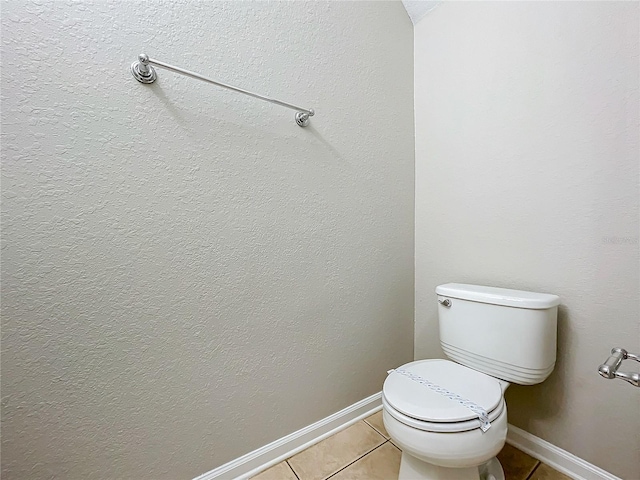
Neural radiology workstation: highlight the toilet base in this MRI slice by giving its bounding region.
[479,457,505,480]
[398,453,505,480]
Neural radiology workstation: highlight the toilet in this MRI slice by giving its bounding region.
[382,283,559,480]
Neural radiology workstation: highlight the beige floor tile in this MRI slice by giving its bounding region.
[288,421,386,480]
[329,442,401,480]
[529,463,573,480]
[364,411,389,439]
[251,461,298,480]
[497,443,539,480]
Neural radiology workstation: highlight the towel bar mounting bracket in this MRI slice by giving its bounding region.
[131,54,157,84]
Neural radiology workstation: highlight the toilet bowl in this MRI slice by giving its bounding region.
[382,283,560,480]
[383,359,509,479]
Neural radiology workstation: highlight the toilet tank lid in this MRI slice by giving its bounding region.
[436,283,560,309]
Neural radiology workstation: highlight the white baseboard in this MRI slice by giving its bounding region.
[506,424,622,480]
[193,392,383,480]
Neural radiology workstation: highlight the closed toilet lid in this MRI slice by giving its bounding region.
[383,359,502,423]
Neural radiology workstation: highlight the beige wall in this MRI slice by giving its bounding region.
[414,2,639,478]
[0,2,415,478]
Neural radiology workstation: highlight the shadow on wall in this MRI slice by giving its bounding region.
[148,82,189,128]
[147,81,347,165]
[304,125,346,164]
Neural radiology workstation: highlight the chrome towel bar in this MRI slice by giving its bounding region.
[598,348,639,387]
[130,54,315,127]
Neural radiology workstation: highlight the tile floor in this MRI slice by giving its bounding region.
[252,411,572,480]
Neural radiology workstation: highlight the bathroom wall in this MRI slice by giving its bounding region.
[0,2,414,478]
[414,2,639,479]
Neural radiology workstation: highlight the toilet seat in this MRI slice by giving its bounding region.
[383,359,504,433]
[382,395,505,433]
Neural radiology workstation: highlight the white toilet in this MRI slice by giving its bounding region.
[382,283,559,480]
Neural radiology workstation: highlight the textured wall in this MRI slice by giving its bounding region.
[0,1,415,478]
[414,2,639,479]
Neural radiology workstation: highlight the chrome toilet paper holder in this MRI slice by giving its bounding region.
[598,348,639,387]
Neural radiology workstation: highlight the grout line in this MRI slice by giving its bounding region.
[362,418,389,441]
[526,461,542,480]
[323,440,389,480]
[285,460,300,480]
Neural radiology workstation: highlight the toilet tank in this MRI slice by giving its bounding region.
[436,283,560,385]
